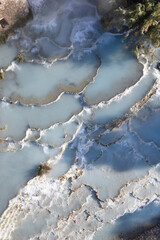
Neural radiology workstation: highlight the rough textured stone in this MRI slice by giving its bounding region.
[0,0,30,33]
[97,0,126,33]
[127,224,160,240]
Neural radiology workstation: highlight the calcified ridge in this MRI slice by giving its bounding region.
[0,0,160,239]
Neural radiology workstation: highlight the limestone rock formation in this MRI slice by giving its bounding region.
[0,0,30,35]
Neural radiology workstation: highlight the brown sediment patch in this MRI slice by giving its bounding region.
[0,69,4,79]
[37,162,51,177]
[0,56,101,105]
[0,124,7,131]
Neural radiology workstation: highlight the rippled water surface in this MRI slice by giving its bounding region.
[0,0,160,239]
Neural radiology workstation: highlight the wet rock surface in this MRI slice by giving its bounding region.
[132,225,160,240]
[0,0,160,239]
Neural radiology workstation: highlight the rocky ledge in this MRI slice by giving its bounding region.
[0,0,32,43]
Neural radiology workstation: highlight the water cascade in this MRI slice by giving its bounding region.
[0,0,160,239]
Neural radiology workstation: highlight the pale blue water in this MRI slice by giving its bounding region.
[0,0,160,239]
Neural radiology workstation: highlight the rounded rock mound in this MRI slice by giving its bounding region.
[0,0,31,42]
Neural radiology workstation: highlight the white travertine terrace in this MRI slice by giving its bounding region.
[0,0,160,239]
